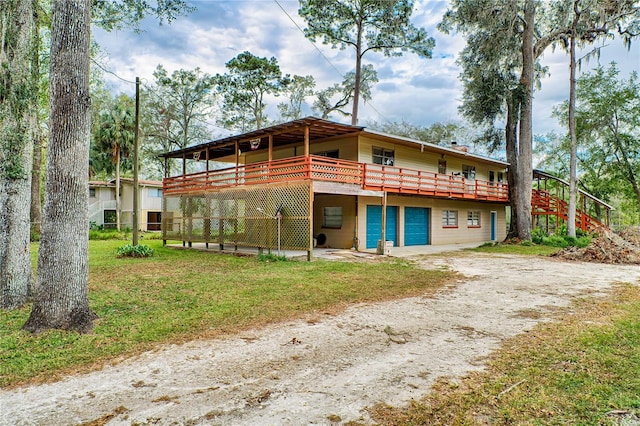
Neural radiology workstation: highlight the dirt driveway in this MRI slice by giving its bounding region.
[2,252,639,426]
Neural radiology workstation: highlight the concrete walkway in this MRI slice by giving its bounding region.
[167,241,486,260]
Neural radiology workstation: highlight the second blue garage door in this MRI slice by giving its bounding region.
[366,205,398,249]
[404,207,430,246]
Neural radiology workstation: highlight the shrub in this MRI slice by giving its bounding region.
[576,235,592,248]
[116,244,154,258]
[542,235,570,248]
[257,253,288,262]
[531,228,546,244]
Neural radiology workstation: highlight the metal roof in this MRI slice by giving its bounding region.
[160,117,364,160]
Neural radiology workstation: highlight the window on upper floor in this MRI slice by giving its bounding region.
[462,165,476,180]
[314,149,339,159]
[149,188,162,197]
[442,210,458,227]
[372,147,394,166]
[467,211,481,227]
[89,188,96,198]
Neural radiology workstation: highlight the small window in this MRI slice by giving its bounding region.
[438,159,446,174]
[489,171,495,183]
[149,188,162,197]
[442,210,458,227]
[467,211,481,227]
[323,206,343,228]
[462,165,476,180]
[314,149,339,159]
[372,146,394,166]
[497,172,504,183]
[89,188,96,198]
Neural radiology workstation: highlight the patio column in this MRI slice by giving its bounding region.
[304,125,309,157]
[378,192,387,255]
[268,135,273,162]
[235,140,239,185]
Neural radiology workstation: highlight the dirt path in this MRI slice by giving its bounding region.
[2,253,639,426]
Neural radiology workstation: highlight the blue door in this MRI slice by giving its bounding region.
[405,207,430,246]
[366,205,398,249]
[491,211,497,241]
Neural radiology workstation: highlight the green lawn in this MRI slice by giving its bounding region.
[0,239,454,387]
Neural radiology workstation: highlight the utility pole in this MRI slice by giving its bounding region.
[133,76,140,245]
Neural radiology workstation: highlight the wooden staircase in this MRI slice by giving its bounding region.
[532,170,612,233]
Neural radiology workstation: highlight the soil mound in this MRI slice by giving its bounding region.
[552,227,640,264]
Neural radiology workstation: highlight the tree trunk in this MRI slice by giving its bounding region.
[567,1,580,238]
[115,149,121,231]
[30,116,43,236]
[515,0,535,241]
[351,21,363,125]
[30,8,43,238]
[0,0,35,310]
[505,95,520,240]
[24,0,94,333]
[567,30,578,237]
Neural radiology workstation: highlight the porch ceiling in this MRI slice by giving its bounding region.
[160,117,364,161]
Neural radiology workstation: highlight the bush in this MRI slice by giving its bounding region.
[531,228,546,244]
[257,252,288,262]
[542,235,570,248]
[116,244,154,258]
[576,235,592,248]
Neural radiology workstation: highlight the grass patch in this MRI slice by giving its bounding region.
[0,240,454,388]
[368,284,640,425]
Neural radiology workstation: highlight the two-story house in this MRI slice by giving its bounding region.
[89,178,163,231]
[160,117,611,259]
[160,117,528,259]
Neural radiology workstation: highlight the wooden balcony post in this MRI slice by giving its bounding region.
[268,135,273,162]
[235,140,239,185]
[304,125,310,157]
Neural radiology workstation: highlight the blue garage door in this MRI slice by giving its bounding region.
[404,207,430,246]
[366,205,398,249]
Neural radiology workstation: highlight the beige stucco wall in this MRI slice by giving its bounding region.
[312,194,357,249]
[356,194,507,249]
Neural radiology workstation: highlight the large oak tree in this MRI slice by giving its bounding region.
[0,0,36,309]
[24,0,94,332]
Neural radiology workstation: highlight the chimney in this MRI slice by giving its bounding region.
[450,141,469,153]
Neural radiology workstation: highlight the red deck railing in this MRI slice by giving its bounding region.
[532,189,607,232]
[163,155,508,202]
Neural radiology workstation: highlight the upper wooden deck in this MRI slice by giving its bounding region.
[163,155,509,202]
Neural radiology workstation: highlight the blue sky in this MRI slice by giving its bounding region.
[93,0,640,140]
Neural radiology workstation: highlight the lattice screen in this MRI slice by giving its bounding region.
[162,182,312,251]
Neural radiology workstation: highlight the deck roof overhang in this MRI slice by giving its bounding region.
[160,117,364,161]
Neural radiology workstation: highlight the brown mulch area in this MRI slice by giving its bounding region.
[552,227,640,264]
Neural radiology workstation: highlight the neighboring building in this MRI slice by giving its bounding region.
[89,178,163,231]
[160,117,610,258]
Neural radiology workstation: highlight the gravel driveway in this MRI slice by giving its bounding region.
[2,252,639,425]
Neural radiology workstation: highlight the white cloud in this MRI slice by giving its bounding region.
[93,0,639,137]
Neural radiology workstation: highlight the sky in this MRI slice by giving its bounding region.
[93,0,640,142]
